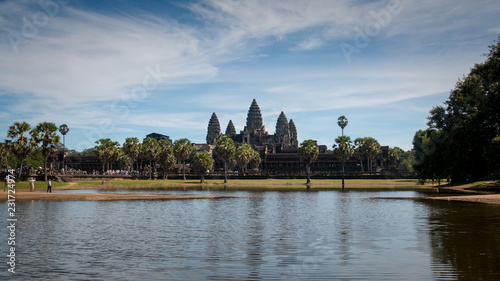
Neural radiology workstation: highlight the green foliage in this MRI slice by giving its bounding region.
[215,136,236,183]
[158,139,176,179]
[6,121,38,178]
[173,138,193,180]
[192,151,213,173]
[298,139,319,165]
[235,144,254,173]
[32,122,61,181]
[334,135,354,162]
[24,149,44,169]
[0,142,8,168]
[123,137,141,163]
[337,115,348,135]
[413,36,500,182]
[249,150,262,170]
[354,137,380,172]
[7,154,19,169]
[298,139,319,184]
[94,138,120,172]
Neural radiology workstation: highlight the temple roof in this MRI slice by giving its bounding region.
[225,120,236,135]
[245,99,263,132]
[206,112,221,144]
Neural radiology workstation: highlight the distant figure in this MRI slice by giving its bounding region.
[47,179,52,193]
[4,176,8,191]
[28,177,36,192]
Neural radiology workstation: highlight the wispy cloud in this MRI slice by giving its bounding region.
[0,0,499,150]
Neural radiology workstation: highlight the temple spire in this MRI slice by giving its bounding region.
[289,119,298,148]
[206,112,221,145]
[245,99,264,132]
[225,120,236,136]
[275,111,290,147]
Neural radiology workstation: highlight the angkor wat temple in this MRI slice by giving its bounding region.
[207,99,298,152]
[60,99,404,178]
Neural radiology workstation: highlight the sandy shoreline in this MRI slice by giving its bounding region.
[2,180,498,204]
[1,190,232,201]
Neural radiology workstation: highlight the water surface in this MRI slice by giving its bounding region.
[1,189,499,280]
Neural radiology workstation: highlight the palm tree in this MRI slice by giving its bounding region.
[337,115,348,136]
[388,147,404,168]
[354,137,367,172]
[0,142,9,169]
[334,135,354,190]
[158,139,176,179]
[298,139,319,185]
[123,137,141,173]
[173,138,193,180]
[192,151,213,184]
[95,138,120,173]
[249,150,262,172]
[7,122,38,180]
[365,137,381,173]
[142,137,160,179]
[32,122,61,181]
[235,144,254,175]
[58,124,69,173]
[214,136,236,183]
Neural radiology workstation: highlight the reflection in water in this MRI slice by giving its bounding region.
[427,201,500,280]
[1,190,500,280]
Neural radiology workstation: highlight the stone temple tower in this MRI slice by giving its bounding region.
[244,99,265,133]
[289,119,298,148]
[206,112,221,145]
[275,111,291,148]
[225,120,236,137]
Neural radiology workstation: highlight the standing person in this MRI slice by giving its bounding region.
[28,177,36,192]
[47,178,52,193]
[4,175,8,192]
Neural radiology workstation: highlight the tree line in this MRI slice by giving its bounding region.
[1,122,68,181]
[1,119,411,183]
[412,36,500,183]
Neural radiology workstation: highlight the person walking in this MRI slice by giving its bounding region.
[28,177,36,192]
[47,179,52,193]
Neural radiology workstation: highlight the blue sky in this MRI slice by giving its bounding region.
[1,0,499,151]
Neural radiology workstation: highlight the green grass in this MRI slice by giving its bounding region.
[72,178,428,190]
[7,181,69,190]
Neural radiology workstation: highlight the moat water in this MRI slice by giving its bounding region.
[1,188,500,280]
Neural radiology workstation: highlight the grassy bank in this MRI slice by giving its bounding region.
[5,181,69,190]
[69,178,430,190]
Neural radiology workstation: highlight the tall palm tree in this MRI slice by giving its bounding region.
[192,151,213,184]
[142,137,160,179]
[354,137,367,172]
[214,136,235,183]
[337,115,348,136]
[298,139,319,185]
[249,150,262,172]
[364,137,381,173]
[158,139,176,179]
[33,122,61,181]
[123,137,141,173]
[7,122,37,180]
[58,124,69,173]
[0,142,9,169]
[95,138,120,173]
[235,144,254,175]
[173,138,193,180]
[334,135,355,190]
